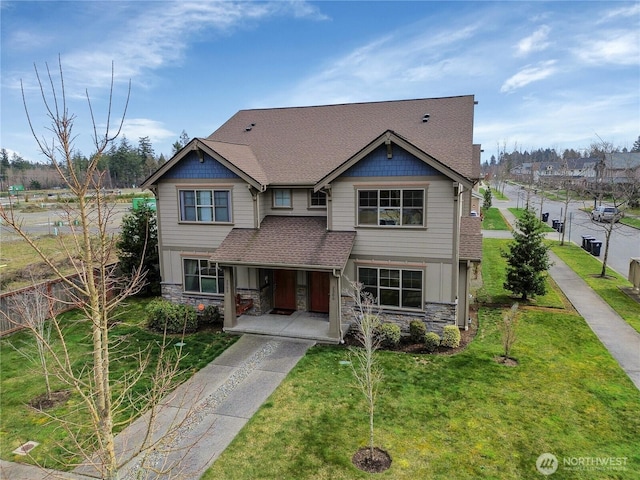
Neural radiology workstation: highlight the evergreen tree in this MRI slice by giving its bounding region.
[483,186,492,210]
[502,208,550,300]
[631,135,640,153]
[116,203,160,295]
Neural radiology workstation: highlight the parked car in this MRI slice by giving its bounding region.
[591,206,622,223]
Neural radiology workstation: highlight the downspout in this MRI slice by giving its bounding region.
[333,268,344,343]
[451,182,462,322]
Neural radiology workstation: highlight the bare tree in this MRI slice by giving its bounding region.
[0,58,145,479]
[345,279,384,464]
[8,286,54,401]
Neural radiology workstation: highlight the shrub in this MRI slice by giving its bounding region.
[147,299,198,334]
[376,323,401,348]
[199,304,221,327]
[424,332,441,352]
[409,320,427,343]
[441,325,461,348]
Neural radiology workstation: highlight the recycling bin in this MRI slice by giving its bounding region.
[552,219,559,230]
[590,241,602,257]
[585,238,595,253]
[581,235,595,250]
[557,222,564,233]
[541,212,549,222]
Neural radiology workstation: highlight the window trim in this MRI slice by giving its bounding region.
[177,187,233,224]
[356,187,426,228]
[308,189,327,209]
[182,257,225,295]
[357,266,424,311]
[272,188,293,209]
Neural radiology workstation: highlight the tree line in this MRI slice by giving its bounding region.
[1,130,190,191]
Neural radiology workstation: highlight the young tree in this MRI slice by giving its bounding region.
[117,203,160,295]
[503,208,550,300]
[499,303,519,360]
[483,186,492,210]
[345,279,389,472]
[0,58,144,479]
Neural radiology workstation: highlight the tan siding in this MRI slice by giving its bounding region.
[331,177,454,259]
[262,188,327,218]
[157,179,254,249]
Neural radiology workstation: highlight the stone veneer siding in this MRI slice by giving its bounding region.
[161,283,264,319]
[341,296,457,336]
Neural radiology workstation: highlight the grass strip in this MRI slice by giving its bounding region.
[508,208,556,232]
[551,242,640,334]
[481,207,509,231]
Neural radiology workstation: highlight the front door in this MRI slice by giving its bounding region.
[274,269,297,311]
[309,271,330,313]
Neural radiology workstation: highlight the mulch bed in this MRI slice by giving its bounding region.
[352,446,392,473]
[342,308,478,355]
[29,390,71,410]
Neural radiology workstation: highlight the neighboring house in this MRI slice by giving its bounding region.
[141,96,482,343]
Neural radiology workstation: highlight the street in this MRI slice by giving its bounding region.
[496,183,640,277]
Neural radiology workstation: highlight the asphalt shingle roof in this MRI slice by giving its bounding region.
[205,96,476,185]
[210,216,356,269]
[459,217,483,261]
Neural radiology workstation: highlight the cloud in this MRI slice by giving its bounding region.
[516,25,551,56]
[574,31,640,66]
[500,60,557,93]
[120,119,176,145]
[58,1,323,90]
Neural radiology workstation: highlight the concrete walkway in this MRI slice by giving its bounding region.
[488,207,640,391]
[1,334,314,480]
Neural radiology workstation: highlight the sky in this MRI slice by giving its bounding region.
[1,1,639,166]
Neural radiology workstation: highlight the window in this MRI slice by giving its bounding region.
[357,189,424,226]
[179,189,231,222]
[309,190,327,207]
[183,259,224,294]
[358,267,422,309]
[273,189,292,208]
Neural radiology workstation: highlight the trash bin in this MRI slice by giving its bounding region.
[581,235,595,250]
[585,238,595,253]
[590,241,602,257]
[552,219,559,230]
[557,222,564,233]
[542,212,549,222]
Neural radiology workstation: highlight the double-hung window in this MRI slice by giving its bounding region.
[358,267,423,309]
[273,189,292,208]
[357,188,424,226]
[179,189,231,222]
[309,190,327,208]
[183,259,224,294]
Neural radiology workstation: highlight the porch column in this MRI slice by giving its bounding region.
[328,272,341,339]
[223,267,237,329]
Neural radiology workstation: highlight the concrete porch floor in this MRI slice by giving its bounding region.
[224,311,350,344]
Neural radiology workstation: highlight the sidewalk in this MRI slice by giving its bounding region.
[1,334,314,480]
[489,207,640,391]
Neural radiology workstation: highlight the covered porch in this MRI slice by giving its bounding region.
[224,310,352,344]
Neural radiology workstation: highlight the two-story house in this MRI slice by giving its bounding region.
[141,96,482,343]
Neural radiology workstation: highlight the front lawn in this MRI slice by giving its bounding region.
[204,307,639,479]
[0,297,237,470]
[481,207,509,231]
[551,242,640,334]
[203,238,639,479]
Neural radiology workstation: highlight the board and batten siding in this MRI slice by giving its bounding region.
[330,176,454,259]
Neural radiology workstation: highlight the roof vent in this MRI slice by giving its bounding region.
[422,114,430,123]
[245,123,256,132]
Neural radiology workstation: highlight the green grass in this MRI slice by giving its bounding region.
[0,297,237,470]
[620,216,640,229]
[475,238,564,308]
[204,308,640,480]
[551,242,640,334]
[508,208,556,232]
[203,238,639,479]
[481,207,510,230]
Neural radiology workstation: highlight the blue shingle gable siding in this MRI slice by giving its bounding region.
[163,151,239,179]
[344,145,442,177]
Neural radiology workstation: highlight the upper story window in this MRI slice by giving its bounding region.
[183,259,224,294]
[358,266,423,309]
[357,188,424,226]
[179,189,231,223]
[273,189,292,208]
[309,190,327,208]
